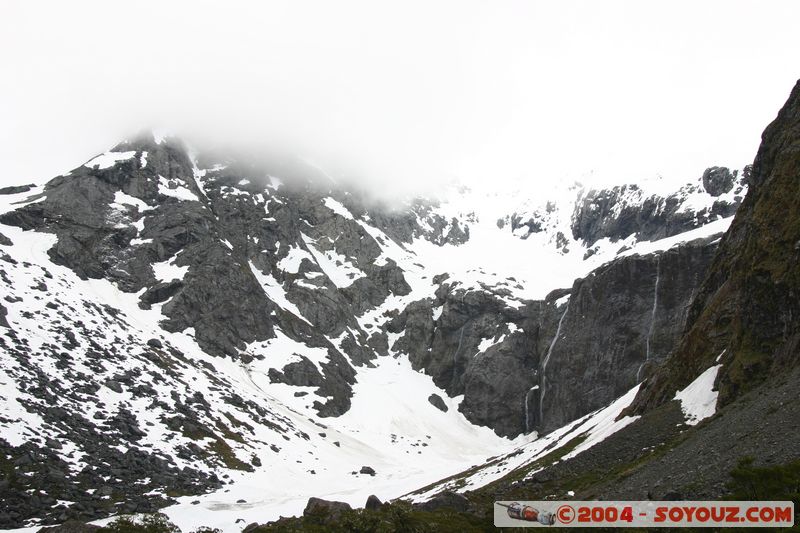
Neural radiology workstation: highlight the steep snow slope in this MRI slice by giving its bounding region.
[404,384,642,501]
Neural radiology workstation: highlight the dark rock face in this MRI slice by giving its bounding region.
[701,166,735,196]
[538,236,719,433]
[632,78,800,415]
[382,235,721,436]
[383,281,545,437]
[457,302,546,437]
[0,184,35,195]
[139,280,183,307]
[146,338,163,349]
[366,199,470,247]
[571,167,747,247]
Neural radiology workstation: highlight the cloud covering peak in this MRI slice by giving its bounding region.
[1,0,798,197]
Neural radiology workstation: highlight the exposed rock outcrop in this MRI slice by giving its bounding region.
[571,167,747,247]
[537,236,719,432]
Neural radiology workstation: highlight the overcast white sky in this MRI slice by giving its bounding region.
[1,0,798,196]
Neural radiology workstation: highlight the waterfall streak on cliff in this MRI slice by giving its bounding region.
[637,257,661,382]
[539,304,569,427]
[524,386,539,433]
[451,325,466,385]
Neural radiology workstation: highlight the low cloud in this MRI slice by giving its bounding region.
[1,0,798,199]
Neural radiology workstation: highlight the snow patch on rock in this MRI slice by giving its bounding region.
[674,364,721,426]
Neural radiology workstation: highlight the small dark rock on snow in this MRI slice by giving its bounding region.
[427,393,448,412]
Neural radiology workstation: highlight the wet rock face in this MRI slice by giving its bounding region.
[459,326,541,437]
[537,236,720,433]
[380,234,721,437]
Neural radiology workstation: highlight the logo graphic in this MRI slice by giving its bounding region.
[557,504,576,524]
[496,502,556,525]
[494,501,794,528]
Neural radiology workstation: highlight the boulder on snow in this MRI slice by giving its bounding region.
[427,393,448,412]
[359,465,376,476]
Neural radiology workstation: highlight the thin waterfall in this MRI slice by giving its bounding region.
[451,324,466,385]
[637,257,661,382]
[524,385,539,433]
[538,303,570,427]
[450,290,470,387]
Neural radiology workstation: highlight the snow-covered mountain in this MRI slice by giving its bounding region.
[0,133,748,531]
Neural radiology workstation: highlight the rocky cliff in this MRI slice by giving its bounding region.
[535,235,720,433]
[390,234,723,436]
